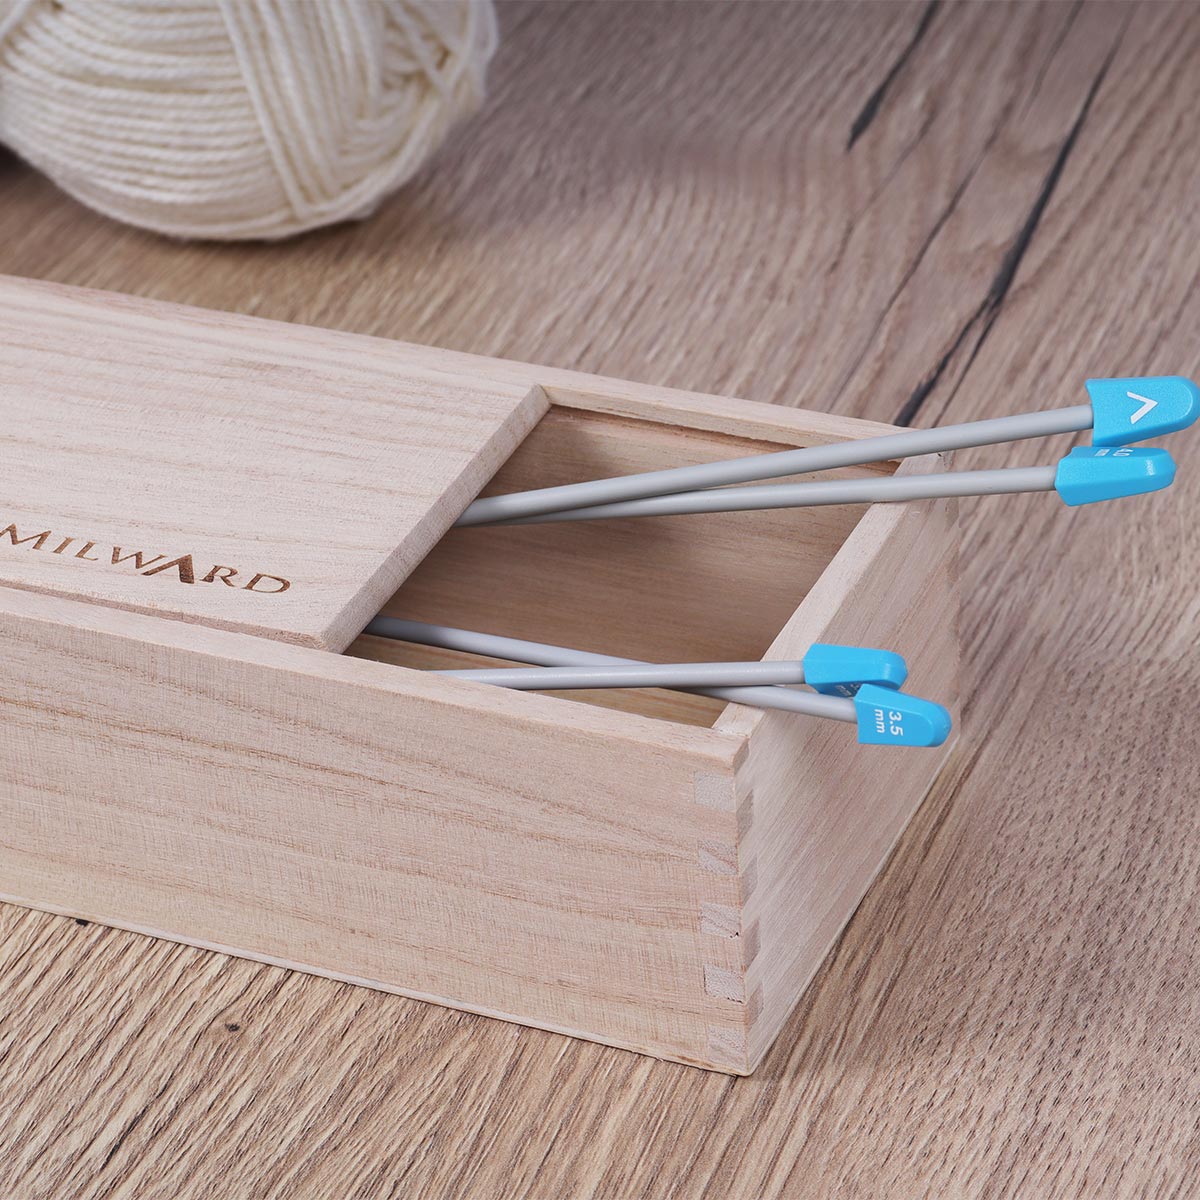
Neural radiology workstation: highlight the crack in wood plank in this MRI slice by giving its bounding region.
[846,0,942,151]
[897,22,1126,427]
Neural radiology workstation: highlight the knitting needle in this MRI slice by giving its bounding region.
[481,446,1176,525]
[364,618,950,746]
[455,376,1197,527]
[442,661,808,689]
[437,662,956,748]
[442,645,915,695]
[367,616,848,717]
[364,624,902,700]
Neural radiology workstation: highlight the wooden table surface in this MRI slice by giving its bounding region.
[1,2,1198,1196]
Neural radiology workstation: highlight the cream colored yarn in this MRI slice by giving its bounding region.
[0,0,497,239]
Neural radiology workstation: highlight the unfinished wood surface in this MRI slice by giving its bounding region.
[719,480,960,1066]
[2,0,1199,1196]
[0,584,755,1069]
[0,277,545,651]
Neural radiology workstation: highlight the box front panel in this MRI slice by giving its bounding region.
[0,589,749,1069]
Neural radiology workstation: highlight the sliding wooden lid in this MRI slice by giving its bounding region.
[0,277,546,650]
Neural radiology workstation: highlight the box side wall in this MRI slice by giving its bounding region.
[0,589,751,1071]
[735,486,962,1067]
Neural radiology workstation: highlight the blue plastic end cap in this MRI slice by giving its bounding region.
[1087,376,1200,446]
[802,643,908,697]
[853,685,952,747]
[1054,446,1176,507]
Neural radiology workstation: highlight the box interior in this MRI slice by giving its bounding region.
[346,402,896,728]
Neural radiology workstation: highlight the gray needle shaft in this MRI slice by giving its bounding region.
[490,465,1059,524]
[455,404,1090,526]
[364,617,855,721]
[437,660,807,689]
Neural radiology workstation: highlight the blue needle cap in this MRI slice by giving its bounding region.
[853,685,952,747]
[802,643,908,697]
[1088,376,1199,446]
[1054,446,1176,506]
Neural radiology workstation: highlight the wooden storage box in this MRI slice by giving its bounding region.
[0,276,959,1074]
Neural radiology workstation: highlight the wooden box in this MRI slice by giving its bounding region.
[0,276,959,1074]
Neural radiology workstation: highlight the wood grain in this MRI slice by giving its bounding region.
[1,0,1198,1195]
[0,585,753,1070]
[0,277,545,652]
[719,481,961,1067]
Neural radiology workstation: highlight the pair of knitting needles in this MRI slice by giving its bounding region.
[455,376,1195,526]
[368,617,952,747]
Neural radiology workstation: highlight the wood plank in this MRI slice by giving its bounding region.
[0,585,747,1072]
[0,276,546,651]
[3,0,1198,1195]
[724,465,961,1068]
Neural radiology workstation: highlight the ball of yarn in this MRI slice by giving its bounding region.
[0,0,497,240]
